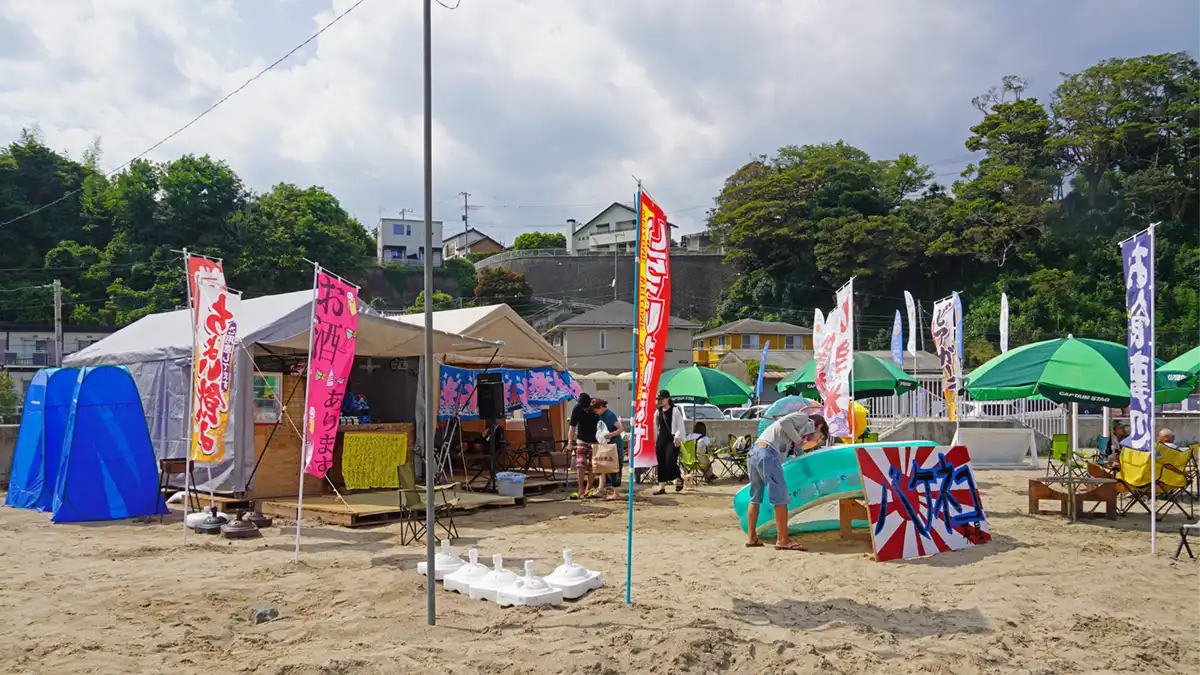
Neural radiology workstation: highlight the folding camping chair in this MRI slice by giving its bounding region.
[397,463,459,545]
[678,439,705,489]
[715,434,751,481]
[512,414,570,481]
[1115,445,1195,520]
[1045,434,1091,478]
[1175,521,1199,560]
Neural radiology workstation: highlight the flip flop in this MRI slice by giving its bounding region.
[745,541,764,548]
[774,541,807,551]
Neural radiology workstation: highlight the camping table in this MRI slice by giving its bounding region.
[1040,475,1118,521]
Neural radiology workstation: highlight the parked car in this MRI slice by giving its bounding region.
[682,404,724,420]
[725,404,768,420]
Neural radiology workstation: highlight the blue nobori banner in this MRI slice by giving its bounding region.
[1121,228,1154,452]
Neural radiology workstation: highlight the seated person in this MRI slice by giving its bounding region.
[1103,421,1129,464]
[1157,427,1179,450]
[685,422,716,482]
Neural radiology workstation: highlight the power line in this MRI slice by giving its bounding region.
[0,0,372,229]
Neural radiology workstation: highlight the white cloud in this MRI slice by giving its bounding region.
[0,0,1195,237]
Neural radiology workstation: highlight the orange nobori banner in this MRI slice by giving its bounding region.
[631,189,671,469]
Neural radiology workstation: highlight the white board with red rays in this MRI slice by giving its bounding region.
[854,444,990,562]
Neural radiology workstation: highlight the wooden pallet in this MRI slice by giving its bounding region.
[258,489,524,528]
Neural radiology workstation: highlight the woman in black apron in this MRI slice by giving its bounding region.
[654,390,685,494]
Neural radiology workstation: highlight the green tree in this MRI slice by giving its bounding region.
[474,267,533,307]
[0,369,17,423]
[406,290,454,313]
[512,231,566,250]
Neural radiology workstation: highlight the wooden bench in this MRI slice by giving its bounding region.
[1029,477,1117,520]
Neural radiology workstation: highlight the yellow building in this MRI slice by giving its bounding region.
[692,319,813,368]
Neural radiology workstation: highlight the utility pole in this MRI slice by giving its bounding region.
[458,191,471,258]
[397,208,412,222]
[52,279,63,367]
[421,0,436,628]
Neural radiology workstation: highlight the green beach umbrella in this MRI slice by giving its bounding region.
[964,337,1191,407]
[776,353,920,398]
[1160,345,1200,388]
[656,366,753,406]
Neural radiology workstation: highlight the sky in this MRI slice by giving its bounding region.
[1,0,1197,240]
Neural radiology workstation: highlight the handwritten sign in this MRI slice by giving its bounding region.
[821,281,855,438]
[341,432,407,490]
[931,296,960,421]
[303,271,358,478]
[855,444,990,562]
[190,280,239,462]
[632,189,671,469]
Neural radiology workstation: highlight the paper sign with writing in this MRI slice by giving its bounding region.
[631,189,671,469]
[340,432,407,490]
[303,271,359,478]
[931,296,960,421]
[190,280,240,463]
[855,444,990,562]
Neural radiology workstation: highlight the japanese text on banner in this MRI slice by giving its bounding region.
[1121,231,1154,451]
[190,280,239,463]
[931,296,959,421]
[187,255,225,324]
[303,271,359,478]
[631,190,671,469]
[823,282,855,438]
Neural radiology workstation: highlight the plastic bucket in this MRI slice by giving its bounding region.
[496,472,527,498]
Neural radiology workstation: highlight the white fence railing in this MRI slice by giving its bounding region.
[860,375,1068,441]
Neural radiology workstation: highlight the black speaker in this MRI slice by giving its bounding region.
[476,372,505,420]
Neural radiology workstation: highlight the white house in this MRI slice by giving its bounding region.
[1,323,117,402]
[377,217,444,266]
[565,202,678,254]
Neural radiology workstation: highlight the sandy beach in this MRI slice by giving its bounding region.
[1,469,1197,675]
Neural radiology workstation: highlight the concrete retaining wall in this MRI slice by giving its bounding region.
[480,252,734,321]
[0,424,17,485]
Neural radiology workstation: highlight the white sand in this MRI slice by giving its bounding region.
[0,469,1197,674]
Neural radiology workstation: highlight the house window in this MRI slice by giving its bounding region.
[718,336,725,349]
[253,373,283,423]
[596,223,610,232]
[407,224,412,236]
[785,335,796,349]
[744,335,759,348]
[393,223,404,235]
[596,381,610,391]
[599,330,607,350]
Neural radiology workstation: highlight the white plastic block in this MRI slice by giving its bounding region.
[443,549,489,595]
[543,549,603,600]
[467,554,519,602]
[417,540,466,581]
[496,561,564,608]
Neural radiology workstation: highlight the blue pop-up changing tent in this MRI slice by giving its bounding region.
[49,366,168,522]
[4,368,78,511]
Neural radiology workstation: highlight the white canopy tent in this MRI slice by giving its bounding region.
[64,290,500,494]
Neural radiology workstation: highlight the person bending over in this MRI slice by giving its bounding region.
[745,412,828,551]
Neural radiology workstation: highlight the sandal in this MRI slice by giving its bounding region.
[651,487,666,495]
[774,541,807,551]
[569,492,581,500]
[745,541,764,548]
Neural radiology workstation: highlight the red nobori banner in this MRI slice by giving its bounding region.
[187,254,225,323]
[631,189,671,469]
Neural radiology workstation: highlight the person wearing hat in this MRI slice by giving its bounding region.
[653,390,687,494]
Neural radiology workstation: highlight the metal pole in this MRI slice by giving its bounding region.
[52,279,62,367]
[1148,223,1157,554]
[917,302,926,418]
[422,0,437,626]
[293,263,320,563]
[182,249,192,545]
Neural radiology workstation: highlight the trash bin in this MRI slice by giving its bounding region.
[496,472,527,498]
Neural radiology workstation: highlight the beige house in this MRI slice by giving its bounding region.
[544,300,698,374]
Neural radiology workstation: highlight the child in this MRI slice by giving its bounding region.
[684,422,716,483]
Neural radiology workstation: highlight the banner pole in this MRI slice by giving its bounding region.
[293,263,321,563]
[182,248,193,545]
[625,182,642,606]
[1148,223,1157,554]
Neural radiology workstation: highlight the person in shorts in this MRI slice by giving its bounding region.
[745,412,828,551]
[567,392,599,499]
